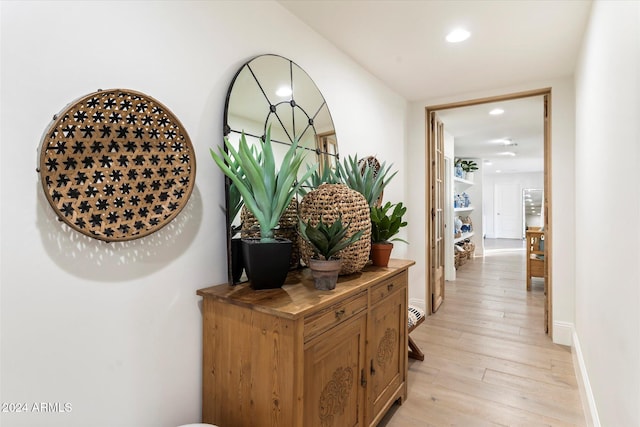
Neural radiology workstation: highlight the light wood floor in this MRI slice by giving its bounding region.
[380,251,586,426]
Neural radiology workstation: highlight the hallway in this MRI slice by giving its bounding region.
[381,251,585,426]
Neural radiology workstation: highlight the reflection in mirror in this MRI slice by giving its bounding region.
[316,131,338,173]
[523,189,544,232]
[223,54,338,284]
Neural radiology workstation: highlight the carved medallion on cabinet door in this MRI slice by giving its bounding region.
[376,328,398,369]
[319,367,354,426]
[304,314,366,427]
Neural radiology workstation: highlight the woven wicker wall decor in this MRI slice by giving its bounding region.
[38,89,196,242]
[299,184,371,275]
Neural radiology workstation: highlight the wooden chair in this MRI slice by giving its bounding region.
[526,230,545,291]
[408,305,425,361]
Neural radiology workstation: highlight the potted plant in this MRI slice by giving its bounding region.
[298,163,342,197]
[210,127,316,290]
[370,202,408,266]
[336,155,397,207]
[299,214,364,290]
[460,159,479,181]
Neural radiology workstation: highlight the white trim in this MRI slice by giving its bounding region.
[552,320,573,346]
[409,298,426,313]
[572,329,601,427]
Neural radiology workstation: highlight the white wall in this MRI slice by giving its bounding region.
[0,2,408,426]
[574,1,640,425]
[407,76,575,345]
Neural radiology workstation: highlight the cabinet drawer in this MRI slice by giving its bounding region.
[304,291,368,342]
[370,272,407,306]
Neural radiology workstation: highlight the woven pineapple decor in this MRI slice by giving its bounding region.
[241,199,300,269]
[299,184,371,275]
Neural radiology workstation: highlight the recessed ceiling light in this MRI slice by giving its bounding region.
[483,160,492,166]
[446,28,471,43]
[489,108,504,115]
[276,86,292,97]
[497,151,516,156]
[496,170,502,173]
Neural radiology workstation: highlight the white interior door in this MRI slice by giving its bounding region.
[494,182,521,239]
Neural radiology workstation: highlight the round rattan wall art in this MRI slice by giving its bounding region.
[38,89,196,242]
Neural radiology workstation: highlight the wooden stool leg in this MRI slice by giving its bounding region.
[408,336,424,361]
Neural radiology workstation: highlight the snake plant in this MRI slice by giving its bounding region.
[211,127,316,241]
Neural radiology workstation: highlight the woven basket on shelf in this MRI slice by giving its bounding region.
[463,241,476,258]
[299,184,371,275]
[454,252,462,269]
[241,199,300,269]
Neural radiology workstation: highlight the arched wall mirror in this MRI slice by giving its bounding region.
[223,54,339,284]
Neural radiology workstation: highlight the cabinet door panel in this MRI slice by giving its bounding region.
[369,288,406,423]
[304,314,366,427]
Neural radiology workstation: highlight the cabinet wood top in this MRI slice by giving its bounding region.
[197,258,415,319]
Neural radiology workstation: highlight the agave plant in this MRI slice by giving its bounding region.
[299,214,365,260]
[336,155,397,207]
[223,144,263,235]
[210,127,316,241]
[370,202,408,244]
[298,164,342,197]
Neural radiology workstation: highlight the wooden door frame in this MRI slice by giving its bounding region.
[430,112,446,312]
[425,88,553,335]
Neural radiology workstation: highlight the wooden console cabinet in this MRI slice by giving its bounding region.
[197,259,414,427]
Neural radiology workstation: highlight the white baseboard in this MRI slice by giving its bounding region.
[553,321,573,346]
[408,298,426,313]
[572,330,601,427]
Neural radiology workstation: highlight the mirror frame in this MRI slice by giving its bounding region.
[222,54,338,284]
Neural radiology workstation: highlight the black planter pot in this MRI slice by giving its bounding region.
[242,238,292,290]
[230,238,244,284]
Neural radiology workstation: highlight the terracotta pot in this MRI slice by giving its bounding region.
[308,258,342,290]
[370,242,394,267]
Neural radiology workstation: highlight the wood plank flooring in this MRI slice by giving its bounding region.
[380,251,586,426]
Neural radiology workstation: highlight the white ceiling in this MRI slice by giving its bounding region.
[279,0,592,101]
[438,96,544,174]
[279,0,592,175]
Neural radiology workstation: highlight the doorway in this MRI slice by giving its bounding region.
[425,88,552,334]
